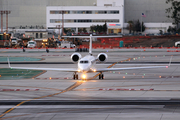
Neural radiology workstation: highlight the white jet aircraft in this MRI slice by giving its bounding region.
[8,34,169,80]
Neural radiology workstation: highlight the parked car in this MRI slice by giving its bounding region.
[175,41,180,47]
[27,40,37,48]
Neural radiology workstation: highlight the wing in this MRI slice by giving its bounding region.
[7,58,78,72]
[95,66,168,72]
[9,67,78,72]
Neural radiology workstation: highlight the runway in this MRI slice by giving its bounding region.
[0,49,180,120]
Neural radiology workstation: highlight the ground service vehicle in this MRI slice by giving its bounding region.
[11,37,18,47]
[42,38,57,48]
[0,32,11,47]
[61,41,76,48]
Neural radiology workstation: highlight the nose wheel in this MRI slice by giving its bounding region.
[73,73,78,80]
[99,73,104,79]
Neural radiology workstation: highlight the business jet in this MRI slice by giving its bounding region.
[8,34,169,80]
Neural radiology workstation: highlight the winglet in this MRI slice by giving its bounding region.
[7,57,11,68]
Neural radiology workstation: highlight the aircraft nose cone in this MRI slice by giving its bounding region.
[79,65,89,72]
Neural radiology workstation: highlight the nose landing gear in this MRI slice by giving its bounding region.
[99,72,104,79]
[73,73,78,80]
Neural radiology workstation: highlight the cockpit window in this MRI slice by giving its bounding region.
[80,60,89,64]
[84,61,88,63]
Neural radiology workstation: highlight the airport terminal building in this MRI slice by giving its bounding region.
[46,0,124,34]
[0,0,178,34]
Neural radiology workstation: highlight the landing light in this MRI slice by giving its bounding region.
[82,74,86,79]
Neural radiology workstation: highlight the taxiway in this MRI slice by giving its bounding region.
[0,48,180,120]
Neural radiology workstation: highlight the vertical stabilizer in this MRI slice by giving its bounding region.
[89,34,92,55]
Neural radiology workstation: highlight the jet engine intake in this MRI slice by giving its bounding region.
[97,53,108,63]
[71,53,82,63]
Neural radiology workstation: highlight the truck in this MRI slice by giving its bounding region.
[175,41,180,47]
[41,38,57,48]
[60,41,76,48]
[11,37,18,47]
[0,32,11,47]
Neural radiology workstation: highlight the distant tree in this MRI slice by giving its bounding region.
[142,22,146,32]
[82,28,87,33]
[166,0,180,30]
[94,25,98,34]
[127,20,146,34]
[159,30,163,34]
[102,22,107,34]
[90,25,95,33]
[78,28,83,33]
[135,20,141,33]
[127,21,134,34]
[90,22,107,34]
[167,26,177,33]
[63,28,68,34]
[97,25,103,33]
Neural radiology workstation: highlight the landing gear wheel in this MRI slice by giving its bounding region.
[76,74,78,79]
[73,73,78,80]
[73,74,76,80]
[102,74,104,79]
[99,73,104,79]
[99,74,101,79]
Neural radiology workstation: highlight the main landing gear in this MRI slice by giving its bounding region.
[99,72,104,79]
[73,72,78,80]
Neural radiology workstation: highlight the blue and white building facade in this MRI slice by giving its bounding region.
[46,0,124,34]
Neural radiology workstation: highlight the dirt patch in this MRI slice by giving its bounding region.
[124,36,180,47]
[81,35,180,48]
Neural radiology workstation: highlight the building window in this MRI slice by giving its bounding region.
[86,11,92,14]
[50,10,119,14]
[50,19,119,23]
[36,33,38,38]
[40,33,42,38]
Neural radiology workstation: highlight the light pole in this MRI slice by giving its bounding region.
[62,11,64,36]
[121,5,124,34]
[1,11,3,33]
[0,10,11,33]
[56,25,61,39]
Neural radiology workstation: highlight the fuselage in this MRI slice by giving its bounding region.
[78,55,96,73]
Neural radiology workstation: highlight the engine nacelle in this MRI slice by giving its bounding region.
[97,53,108,63]
[71,53,82,63]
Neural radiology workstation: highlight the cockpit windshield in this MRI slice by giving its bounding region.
[29,42,35,44]
[80,60,89,64]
